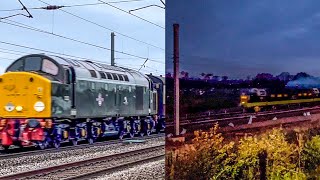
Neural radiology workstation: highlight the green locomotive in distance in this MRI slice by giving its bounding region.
[240,87,320,112]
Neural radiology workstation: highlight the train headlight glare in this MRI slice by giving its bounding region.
[4,102,15,112]
[34,101,45,112]
[16,106,23,111]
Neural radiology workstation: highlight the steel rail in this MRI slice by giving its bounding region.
[166,106,320,127]
[0,145,165,180]
[0,133,164,159]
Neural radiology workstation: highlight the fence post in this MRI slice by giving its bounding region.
[259,149,267,180]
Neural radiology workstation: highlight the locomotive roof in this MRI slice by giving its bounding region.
[147,74,165,85]
[7,54,150,87]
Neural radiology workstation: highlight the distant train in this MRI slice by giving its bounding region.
[0,54,165,150]
[240,87,320,112]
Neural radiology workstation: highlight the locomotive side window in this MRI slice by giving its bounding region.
[89,70,97,78]
[111,73,119,80]
[65,69,70,84]
[99,71,106,79]
[106,73,113,80]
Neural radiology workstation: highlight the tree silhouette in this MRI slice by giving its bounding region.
[292,72,312,80]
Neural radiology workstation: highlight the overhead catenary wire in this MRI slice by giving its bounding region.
[36,0,164,71]
[0,44,164,75]
[0,41,107,63]
[0,19,164,64]
[0,49,25,56]
[98,0,165,29]
[0,56,16,61]
[0,1,146,12]
[0,0,33,20]
[36,0,164,51]
[0,41,165,75]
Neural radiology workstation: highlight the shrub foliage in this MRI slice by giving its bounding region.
[167,125,320,180]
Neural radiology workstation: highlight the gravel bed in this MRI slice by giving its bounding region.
[0,137,164,177]
[93,158,165,180]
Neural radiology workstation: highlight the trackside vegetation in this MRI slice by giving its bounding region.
[166,124,320,179]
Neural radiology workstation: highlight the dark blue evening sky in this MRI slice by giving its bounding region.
[166,0,320,79]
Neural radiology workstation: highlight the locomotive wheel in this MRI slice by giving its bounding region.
[140,132,145,137]
[2,145,10,152]
[72,139,78,146]
[88,138,94,145]
[38,140,48,150]
[53,141,61,149]
[129,131,135,138]
[119,131,125,140]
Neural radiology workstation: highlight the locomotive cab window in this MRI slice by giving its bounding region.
[24,57,42,71]
[7,59,23,71]
[7,56,60,77]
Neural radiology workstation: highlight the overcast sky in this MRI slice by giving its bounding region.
[0,0,164,75]
[166,0,320,79]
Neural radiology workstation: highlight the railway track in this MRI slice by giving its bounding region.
[166,110,244,125]
[0,133,164,160]
[0,145,165,180]
[166,106,320,133]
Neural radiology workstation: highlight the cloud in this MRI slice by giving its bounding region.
[166,0,320,78]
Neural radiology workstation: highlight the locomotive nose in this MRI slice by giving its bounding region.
[0,72,52,118]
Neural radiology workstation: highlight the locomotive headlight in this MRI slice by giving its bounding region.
[16,106,23,112]
[34,101,45,112]
[4,102,15,112]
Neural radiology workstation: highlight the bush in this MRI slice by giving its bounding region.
[302,135,320,177]
[168,124,237,180]
[167,126,320,179]
[233,129,306,179]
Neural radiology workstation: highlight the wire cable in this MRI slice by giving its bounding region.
[36,0,165,51]
[0,19,164,64]
[98,0,164,29]
[0,0,146,12]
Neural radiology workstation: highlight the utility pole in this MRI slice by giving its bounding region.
[173,24,180,136]
[111,32,115,66]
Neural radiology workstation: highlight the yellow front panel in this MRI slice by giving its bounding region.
[0,72,51,118]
